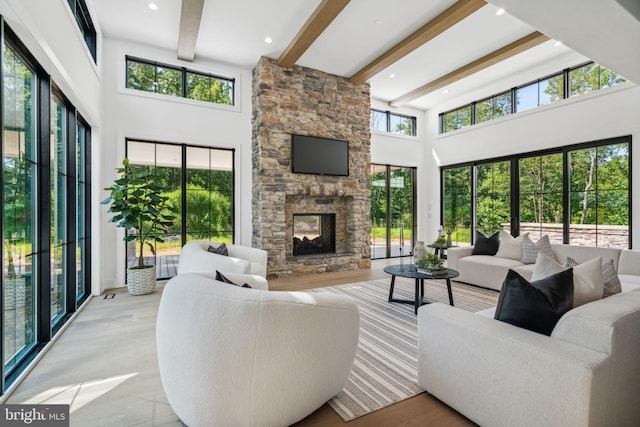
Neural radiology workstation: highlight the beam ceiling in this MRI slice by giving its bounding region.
[177,0,205,61]
[390,31,550,107]
[350,0,486,85]
[277,0,351,68]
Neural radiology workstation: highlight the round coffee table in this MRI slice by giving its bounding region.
[383,264,459,314]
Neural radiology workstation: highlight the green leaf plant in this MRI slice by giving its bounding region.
[102,159,177,269]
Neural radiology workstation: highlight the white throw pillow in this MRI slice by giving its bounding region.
[531,252,564,281]
[495,231,528,260]
[521,234,556,264]
[565,256,604,307]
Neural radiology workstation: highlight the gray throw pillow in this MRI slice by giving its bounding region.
[521,235,555,264]
[207,243,229,256]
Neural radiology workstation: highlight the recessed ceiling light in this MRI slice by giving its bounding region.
[148,2,158,11]
[389,74,395,79]
[264,37,273,44]
[443,89,449,94]
[496,8,505,16]
[553,40,563,47]
[374,20,383,25]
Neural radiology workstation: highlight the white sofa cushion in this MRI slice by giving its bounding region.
[619,275,640,292]
[457,255,524,291]
[495,230,527,260]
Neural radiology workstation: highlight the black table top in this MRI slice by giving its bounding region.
[383,264,459,280]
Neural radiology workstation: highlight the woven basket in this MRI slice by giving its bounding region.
[127,266,156,296]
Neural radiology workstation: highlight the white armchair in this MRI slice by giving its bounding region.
[156,273,360,427]
[177,241,268,287]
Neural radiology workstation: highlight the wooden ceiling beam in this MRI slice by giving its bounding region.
[278,0,351,68]
[350,0,486,85]
[177,0,205,61]
[389,31,550,107]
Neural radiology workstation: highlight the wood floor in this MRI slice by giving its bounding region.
[270,259,477,427]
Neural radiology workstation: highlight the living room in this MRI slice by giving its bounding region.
[1,0,639,425]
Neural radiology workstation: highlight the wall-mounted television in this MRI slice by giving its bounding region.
[291,134,349,177]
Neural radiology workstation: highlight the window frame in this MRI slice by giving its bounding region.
[439,62,626,134]
[125,56,236,106]
[66,0,97,63]
[370,109,417,137]
[440,136,632,248]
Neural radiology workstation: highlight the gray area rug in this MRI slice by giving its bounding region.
[309,277,499,421]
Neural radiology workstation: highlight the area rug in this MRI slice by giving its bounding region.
[308,277,499,421]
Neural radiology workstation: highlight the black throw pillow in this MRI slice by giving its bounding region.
[207,243,229,256]
[472,231,500,255]
[494,269,574,336]
[215,270,251,288]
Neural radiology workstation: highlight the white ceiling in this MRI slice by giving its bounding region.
[91,0,638,112]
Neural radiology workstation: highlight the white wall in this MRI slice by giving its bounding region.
[422,83,640,248]
[99,38,253,292]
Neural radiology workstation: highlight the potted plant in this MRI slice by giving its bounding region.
[102,158,176,295]
[416,252,445,275]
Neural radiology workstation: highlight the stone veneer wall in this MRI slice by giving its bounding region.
[252,57,371,278]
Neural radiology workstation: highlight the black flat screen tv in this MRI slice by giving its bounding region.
[291,134,349,176]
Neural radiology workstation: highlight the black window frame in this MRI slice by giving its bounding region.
[66,0,97,63]
[370,109,417,137]
[439,135,632,248]
[1,19,92,394]
[439,62,626,134]
[125,56,236,106]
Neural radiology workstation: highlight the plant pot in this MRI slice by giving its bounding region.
[127,266,156,296]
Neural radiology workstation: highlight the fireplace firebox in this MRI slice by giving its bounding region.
[293,214,336,256]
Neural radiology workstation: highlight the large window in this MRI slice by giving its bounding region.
[370,109,417,136]
[126,57,234,106]
[440,62,626,133]
[126,140,235,279]
[3,41,37,377]
[441,137,630,248]
[1,24,91,394]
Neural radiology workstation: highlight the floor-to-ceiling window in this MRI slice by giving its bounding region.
[370,164,416,259]
[2,38,38,378]
[442,166,472,245]
[441,136,631,248]
[126,140,235,279]
[1,21,92,394]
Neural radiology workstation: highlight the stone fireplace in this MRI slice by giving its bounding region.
[252,57,371,278]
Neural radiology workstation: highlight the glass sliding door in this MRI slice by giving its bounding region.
[442,166,472,245]
[185,147,234,243]
[127,141,182,279]
[568,143,629,247]
[2,43,37,373]
[519,153,563,242]
[75,120,89,302]
[475,161,511,235]
[127,140,235,279]
[370,164,416,259]
[50,96,67,324]
[370,165,387,259]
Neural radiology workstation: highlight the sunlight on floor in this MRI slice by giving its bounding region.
[20,372,138,413]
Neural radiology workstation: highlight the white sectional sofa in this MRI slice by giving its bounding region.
[417,282,640,427]
[447,244,640,292]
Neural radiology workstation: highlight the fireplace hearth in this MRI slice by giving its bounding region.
[293,214,336,256]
